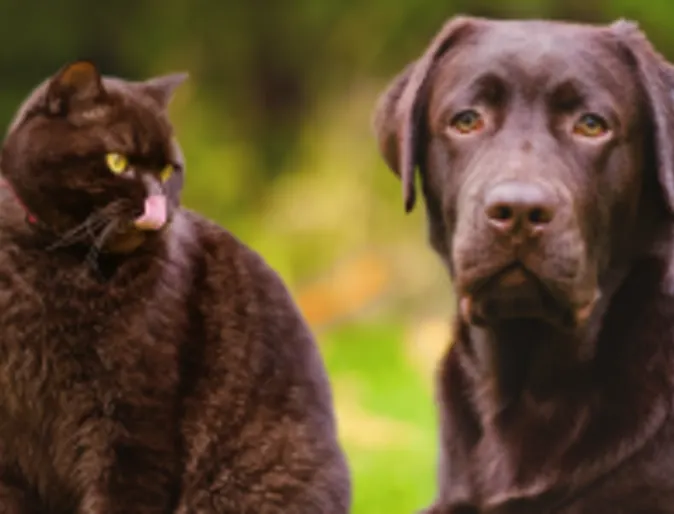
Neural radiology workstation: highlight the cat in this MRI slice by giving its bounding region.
[0,61,351,514]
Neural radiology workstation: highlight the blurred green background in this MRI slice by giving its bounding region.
[2,0,674,512]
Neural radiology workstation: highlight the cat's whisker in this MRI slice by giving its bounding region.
[46,201,133,252]
[84,245,100,271]
[82,218,125,275]
[47,214,110,251]
[93,219,122,250]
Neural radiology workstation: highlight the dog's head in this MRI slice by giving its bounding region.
[374,17,674,329]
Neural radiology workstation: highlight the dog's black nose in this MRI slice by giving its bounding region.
[484,181,556,236]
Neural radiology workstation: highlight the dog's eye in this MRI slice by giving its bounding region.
[449,110,484,134]
[573,114,609,138]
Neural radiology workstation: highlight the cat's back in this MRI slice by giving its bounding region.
[181,207,305,321]
[176,208,340,465]
[178,206,331,390]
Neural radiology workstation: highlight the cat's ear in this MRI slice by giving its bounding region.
[45,60,106,115]
[141,73,188,109]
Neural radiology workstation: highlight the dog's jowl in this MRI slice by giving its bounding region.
[375,17,674,513]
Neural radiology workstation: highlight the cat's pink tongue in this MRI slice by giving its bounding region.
[134,194,167,231]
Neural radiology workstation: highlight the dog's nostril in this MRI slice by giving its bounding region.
[487,204,514,222]
[495,205,513,221]
[528,207,552,225]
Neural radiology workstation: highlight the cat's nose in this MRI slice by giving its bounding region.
[141,173,164,196]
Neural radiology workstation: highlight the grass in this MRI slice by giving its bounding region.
[320,321,439,514]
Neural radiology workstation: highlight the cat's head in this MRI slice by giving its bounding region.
[0,60,188,253]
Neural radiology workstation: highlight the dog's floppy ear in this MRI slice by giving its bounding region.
[372,16,476,213]
[611,20,674,214]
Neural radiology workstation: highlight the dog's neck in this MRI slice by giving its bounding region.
[465,320,585,413]
[458,251,672,423]
[447,253,674,507]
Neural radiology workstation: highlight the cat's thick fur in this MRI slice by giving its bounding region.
[0,61,350,514]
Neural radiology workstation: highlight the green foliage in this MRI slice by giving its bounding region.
[322,322,438,513]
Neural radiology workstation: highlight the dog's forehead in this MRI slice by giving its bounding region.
[432,20,636,102]
[479,20,607,59]
[492,22,615,64]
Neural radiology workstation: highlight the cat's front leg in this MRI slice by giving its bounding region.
[173,337,350,512]
[173,339,351,513]
[72,398,180,514]
[75,437,178,514]
[0,479,37,514]
[175,411,350,514]
[75,441,178,514]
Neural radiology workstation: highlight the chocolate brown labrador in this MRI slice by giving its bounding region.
[374,16,674,513]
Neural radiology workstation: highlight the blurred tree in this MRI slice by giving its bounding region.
[2,0,674,258]
[2,0,674,181]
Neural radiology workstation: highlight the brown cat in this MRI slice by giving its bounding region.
[0,61,350,514]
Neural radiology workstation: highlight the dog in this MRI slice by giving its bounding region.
[374,16,674,513]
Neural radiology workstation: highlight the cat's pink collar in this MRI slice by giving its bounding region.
[0,179,38,225]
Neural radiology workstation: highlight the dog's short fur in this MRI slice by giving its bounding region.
[375,17,674,513]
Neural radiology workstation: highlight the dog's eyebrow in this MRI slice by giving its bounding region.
[469,72,508,105]
[548,79,586,111]
[431,70,508,113]
[546,78,623,126]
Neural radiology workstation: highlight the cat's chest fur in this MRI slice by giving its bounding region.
[0,218,193,506]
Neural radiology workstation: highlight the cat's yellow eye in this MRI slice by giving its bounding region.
[160,164,174,183]
[105,153,129,175]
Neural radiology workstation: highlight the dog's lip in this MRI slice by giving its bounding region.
[459,262,601,329]
[458,263,583,327]
[462,262,550,297]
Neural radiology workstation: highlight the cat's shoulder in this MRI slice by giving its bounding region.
[172,208,296,305]
[173,208,318,370]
